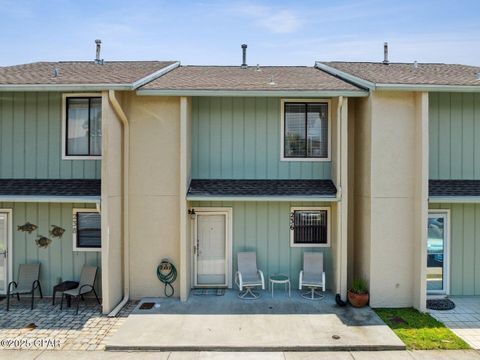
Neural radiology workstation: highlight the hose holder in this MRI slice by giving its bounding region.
[157,258,177,297]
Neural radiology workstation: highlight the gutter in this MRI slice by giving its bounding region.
[107,90,130,317]
[429,196,480,203]
[186,195,340,202]
[0,195,100,203]
[136,89,369,97]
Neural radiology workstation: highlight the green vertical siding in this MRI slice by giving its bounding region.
[430,203,480,295]
[0,92,101,179]
[0,202,101,296]
[191,97,331,179]
[191,201,334,289]
[429,93,480,179]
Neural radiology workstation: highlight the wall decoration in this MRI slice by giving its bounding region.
[49,225,65,238]
[36,235,52,249]
[17,222,38,233]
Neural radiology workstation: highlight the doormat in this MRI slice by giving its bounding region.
[192,288,225,296]
[139,302,156,310]
[427,298,455,311]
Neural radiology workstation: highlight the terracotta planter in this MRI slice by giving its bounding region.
[348,290,369,308]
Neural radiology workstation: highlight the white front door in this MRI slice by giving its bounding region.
[194,211,231,287]
[0,212,10,294]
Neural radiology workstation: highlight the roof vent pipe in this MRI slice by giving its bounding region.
[383,42,389,65]
[241,44,247,68]
[95,39,104,65]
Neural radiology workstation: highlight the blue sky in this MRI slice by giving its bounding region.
[1,0,479,66]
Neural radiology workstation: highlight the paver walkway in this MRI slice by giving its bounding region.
[429,296,480,349]
[0,297,136,351]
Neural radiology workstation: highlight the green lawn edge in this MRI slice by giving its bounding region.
[374,307,470,350]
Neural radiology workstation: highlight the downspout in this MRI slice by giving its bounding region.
[336,96,345,299]
[107,90,130,317]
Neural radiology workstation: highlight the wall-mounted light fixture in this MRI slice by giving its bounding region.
[188,209,196,220]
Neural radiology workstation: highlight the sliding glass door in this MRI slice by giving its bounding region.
[427,211,449,295]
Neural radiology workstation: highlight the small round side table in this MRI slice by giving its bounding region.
[269,274,291,298]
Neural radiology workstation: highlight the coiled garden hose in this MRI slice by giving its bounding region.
[157,259,177,297]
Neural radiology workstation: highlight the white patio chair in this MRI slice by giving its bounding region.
[7,263,43,311]
[61,265,100,314]
[299,252,326,300]
[234,252,265,299]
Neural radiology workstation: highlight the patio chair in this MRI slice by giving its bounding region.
[7,263,43,311]
[60,265,100,315]
[234,252,265,299]
[299,252,326,300]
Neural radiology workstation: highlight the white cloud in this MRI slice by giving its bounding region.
[233,3,302,34]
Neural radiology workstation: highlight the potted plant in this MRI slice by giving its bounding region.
[348,278,369,308]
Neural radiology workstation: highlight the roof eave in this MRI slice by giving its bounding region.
[131,61,181,89]
[187,195,339,202]
[314,62,375,90]
[0,195,100,203]
[376,84,480,92]
[0,84,132,92]
[136,89,368,97]
[429,196,480,203]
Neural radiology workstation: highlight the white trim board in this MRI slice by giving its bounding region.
[191,207,233,289]
[0,209,13,295]
[427,209,451,296]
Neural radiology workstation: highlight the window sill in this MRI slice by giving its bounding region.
[290,243,330,248]
[281,157,331,162]
[63,155,102,161]
[73,247,101,252]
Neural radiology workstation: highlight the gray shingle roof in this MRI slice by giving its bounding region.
[319,62,480,86]
[141,66,362,92]
[429,180,480,197]
[188,179,337,197]
[0,61,176,85]
[0,179,100,196]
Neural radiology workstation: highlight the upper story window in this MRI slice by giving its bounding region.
[281,100,330,161]
[63,94,102,159]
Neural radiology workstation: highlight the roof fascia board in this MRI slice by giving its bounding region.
[376,84,480,92]
[136,89,368,97]
[429,196,480,203]
[0,195,100,203]
[186,195,339,202]
[314,62,375,90]
[0,84,131,91]
[131,61,181,89]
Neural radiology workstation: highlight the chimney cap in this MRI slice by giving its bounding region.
[241,44,247,49]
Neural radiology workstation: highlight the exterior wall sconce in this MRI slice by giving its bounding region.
[188,209,196,220]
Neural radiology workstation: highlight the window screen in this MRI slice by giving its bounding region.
[284,102,328,158]
[290,210,328,245]
[66,97,102,156]
[76,212,101,248]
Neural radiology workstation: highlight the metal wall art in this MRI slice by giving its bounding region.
[35,235,52,248]
[49,225,65,238]
[17,222,38,233]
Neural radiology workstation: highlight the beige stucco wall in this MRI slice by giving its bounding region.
[353,91,428,309]
[122,94,181,299]
[101,91,125,313]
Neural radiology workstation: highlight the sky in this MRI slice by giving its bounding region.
[1,0,479,66]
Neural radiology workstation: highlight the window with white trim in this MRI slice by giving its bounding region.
[290,207,330,247]
[63,95,102,158]
[282,100,329,160]
[73,209,101,251]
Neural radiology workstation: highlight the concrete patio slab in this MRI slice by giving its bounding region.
[105,291,405,351]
